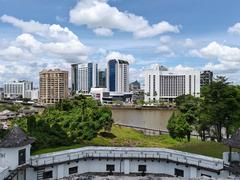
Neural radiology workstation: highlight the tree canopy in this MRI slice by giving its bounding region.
[168,76,240,142]
[14,95,113,150]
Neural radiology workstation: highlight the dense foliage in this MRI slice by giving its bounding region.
[14,95,113,150]
[167,76,240,142]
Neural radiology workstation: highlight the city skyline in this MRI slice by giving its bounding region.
[0,0,240,86]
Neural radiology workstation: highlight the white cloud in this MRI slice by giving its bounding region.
[156,45,174,55]
[156,36,175,57]
[169,65,195,72]
[192,41,240,62]
[93,27,113,36]
[105,51,135,64]
[0,46,33,61]
[159,36,172,44]
[1,15,48,34]
[0,65,6,73]
[228,22,240,35]
[183,38,195,48]
[191,41,240,73]
[0,15,90,63]
[69,0,179,38]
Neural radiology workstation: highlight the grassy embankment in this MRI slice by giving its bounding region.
[32,125,237,158]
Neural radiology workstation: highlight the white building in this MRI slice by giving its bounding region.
[0,126,237,180]
[25,89,39,101]
[144,64,200,102]
[90,88,110,103]
[71,63,98,93]
[4,81,33,99]
[107,59,129,93]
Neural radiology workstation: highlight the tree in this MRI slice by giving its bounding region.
[167,113,192,141]
[14,95,113,150]
[201,76,240,142]
[175,94,200,141]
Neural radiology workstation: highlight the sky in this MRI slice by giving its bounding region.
[0,0,240,87]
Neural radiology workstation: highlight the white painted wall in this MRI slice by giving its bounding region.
[0,145,31,170]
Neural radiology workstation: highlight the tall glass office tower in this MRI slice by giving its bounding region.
[71,63,98,93]
[107,59,129,93]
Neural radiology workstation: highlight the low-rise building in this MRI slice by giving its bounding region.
[25,89,39,101]
[0,125,237,180]
[129,80,141,91]
[90,88,111,104]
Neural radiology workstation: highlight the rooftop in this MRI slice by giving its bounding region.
[0,125,35,148]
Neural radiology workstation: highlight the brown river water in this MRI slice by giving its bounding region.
[111,108,175,131]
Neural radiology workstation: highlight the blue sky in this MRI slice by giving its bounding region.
[0,0,240,86]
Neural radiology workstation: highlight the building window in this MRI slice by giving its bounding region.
[106,164,115,172]
[106,164,115,175]
[201,174,211,178]
[138,165,147,172]
[43,171,53,179]
[175,168,184,177]
[69,166,78,175]
[138,165,147,176]
[18,149,26,165]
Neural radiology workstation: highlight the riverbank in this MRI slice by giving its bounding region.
[32,125,235,158]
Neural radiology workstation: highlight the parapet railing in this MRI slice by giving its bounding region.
[30,147,224,171]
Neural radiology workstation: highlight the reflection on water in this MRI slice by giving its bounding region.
[112,108,174,130]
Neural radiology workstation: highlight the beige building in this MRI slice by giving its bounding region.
[39,69,68,104]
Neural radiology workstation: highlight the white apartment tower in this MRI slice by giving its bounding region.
[144,64,200,102]
[107,59,129,93]
[71,63,98,93]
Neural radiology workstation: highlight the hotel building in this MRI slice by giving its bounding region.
[39,69,68,104]
[144,64,200,102]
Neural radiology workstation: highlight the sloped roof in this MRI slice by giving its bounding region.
[224,129,240,148]
[0,125,35,148]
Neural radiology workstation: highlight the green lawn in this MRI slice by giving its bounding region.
[32,125,234,158]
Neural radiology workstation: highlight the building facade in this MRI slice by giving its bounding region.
[98,69,106,88]
[3,81,33,99]
[39,69,68,104]
[144,64,200,102]
[200,70,213,86]
[71,63,98,93]
[129,80,141,91]
[107,59,129,93]
[25,89,39,101]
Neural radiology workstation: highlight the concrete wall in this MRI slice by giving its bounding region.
[0,145,31,170]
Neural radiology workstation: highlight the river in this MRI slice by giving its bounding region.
[111,108,175,131]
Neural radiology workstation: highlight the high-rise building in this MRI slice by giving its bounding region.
[4,81,33,99]
[200,70,213,86]
[107,59,129,93]
[39,69,68,104]
[71,63,98,93]
[98,69,106,88]
[129,80,141,91]
[144,64,200,102]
